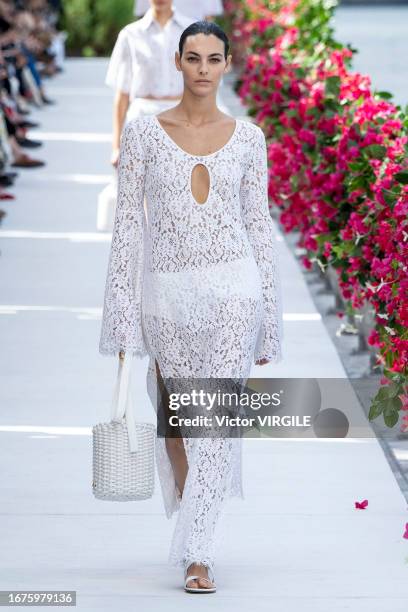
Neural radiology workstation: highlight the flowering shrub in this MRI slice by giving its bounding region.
[226,0,408,430]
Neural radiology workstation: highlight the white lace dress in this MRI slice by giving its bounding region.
[99,114,283,575]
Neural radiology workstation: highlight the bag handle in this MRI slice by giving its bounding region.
[110,351,139,453]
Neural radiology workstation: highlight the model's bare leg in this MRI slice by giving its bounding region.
[155,359,188,498]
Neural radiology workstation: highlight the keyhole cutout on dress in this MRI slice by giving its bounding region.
[190,163,210,205]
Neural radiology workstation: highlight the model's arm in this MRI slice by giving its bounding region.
[105,29,132,166]
[111,90,130,167]
[99,120,148,360]
[239,126,284,364]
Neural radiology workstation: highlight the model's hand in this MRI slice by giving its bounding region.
[119,350,125,362]
[111,148,120,168]
[255,357,270,366]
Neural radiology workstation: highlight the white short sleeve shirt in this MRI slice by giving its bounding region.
[134,0,224,20]
[105,7,194,99]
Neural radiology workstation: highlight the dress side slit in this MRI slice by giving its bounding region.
[155,359,188,497]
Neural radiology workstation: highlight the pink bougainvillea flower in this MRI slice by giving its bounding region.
[355,499,368,509]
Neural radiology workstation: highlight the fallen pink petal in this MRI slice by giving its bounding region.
[355,500,369,509]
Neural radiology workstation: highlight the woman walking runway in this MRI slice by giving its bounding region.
[99,20,283,593]
[105,0,193,168]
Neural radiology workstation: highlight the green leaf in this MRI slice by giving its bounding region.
[394,171,408,184]
[290,174,299,190]
[386,395,402,410]
[383,409,399,428]
[343,240,355,255]
[363,144,387,160]
[348,161,366,172]
[325,75,341,97]
[331,245,344,258]
[348,175,367,190]
[368,400,383,421]
[383,397,401,428]
[306,107,321,118]
[382,189,398,206]
[383,382,401,399]
[375,386,392,404]
[353,123,362,137]
[375,91,393,101]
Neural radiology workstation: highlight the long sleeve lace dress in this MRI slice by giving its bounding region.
[99,114,283,577]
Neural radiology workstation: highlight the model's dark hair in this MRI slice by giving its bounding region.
[179,21,230,60]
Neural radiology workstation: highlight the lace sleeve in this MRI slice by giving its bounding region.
[240,125,284,364]
[99,119,148,358]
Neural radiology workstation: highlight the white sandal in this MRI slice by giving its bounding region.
[184,564,216,593]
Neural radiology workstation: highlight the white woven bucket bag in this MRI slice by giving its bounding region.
[96,175,117,232]
[92,352,155,501]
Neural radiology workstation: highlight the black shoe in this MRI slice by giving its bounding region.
[16,137,43,148]
[41,95,56,105]
[4,172,19,179]
[0,175,14,187]
[12,153,46,168]
[16,106,31,115]
[17,120,40,129]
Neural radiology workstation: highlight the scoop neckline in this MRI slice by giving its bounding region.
[153,114,239,158]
